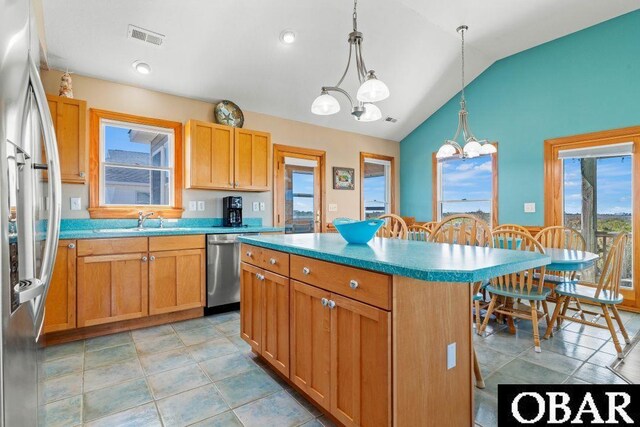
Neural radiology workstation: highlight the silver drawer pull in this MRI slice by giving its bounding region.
[141,256,148,262]
[302,267,310,275]
[321,297,328,307]
[150,255,155,261]
[246,251,252,257]
[68,243,75,249]
[255,273,265,281]
[269,258,277,265]
[327,300,336,309]
[349,280,359,290]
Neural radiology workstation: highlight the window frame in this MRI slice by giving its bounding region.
[360,152,395,220]
[431,144,498,226]
[89,109,183,218]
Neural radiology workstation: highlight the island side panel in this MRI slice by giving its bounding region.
[392,276,473,427]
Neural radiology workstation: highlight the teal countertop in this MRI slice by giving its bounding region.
[58,218,283,240]
[238,233,551,283]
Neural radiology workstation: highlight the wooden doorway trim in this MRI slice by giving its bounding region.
[273,145,327,233]
[360,152,396,220]
[544,125,640,310]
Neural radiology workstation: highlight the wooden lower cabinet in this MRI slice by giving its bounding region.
[240,262,263,352]
[77,253,149,327]
[43,240,77,333]
[261,270,290,376]
[149,249,205,315]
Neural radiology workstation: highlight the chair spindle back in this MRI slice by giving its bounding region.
[376,214,408,240]
[491,230,547,295]
[430,214,493,248]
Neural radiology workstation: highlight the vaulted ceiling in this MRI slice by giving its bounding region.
[42,0,638,141]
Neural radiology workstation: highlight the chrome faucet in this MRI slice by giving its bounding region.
[138,211,154,229]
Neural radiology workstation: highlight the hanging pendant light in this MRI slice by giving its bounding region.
[311,0,389,121]
[436,26,495,159]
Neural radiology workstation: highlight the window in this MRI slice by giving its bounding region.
[433,150,497,226]
[361,153,395,219]
[89,110,183,218]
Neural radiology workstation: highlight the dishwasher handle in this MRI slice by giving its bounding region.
[209,241,237,245]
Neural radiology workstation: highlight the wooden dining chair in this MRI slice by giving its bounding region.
[479,230,552,352]
[407,224,431,242]
[376,214,408,239]
[544,232,631,358]
[420,221,438,233]
[493,224,531,236]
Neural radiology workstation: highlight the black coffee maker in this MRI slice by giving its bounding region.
[223,196,243,227]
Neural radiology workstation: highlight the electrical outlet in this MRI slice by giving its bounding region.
[70,197,81,211]
[328,203,338,212]
[188,201,197,211]
[197,201,205,211]
[253,202,259,212]
[524,202,536,213]
[447,343,456,370]
[259,202,265,211]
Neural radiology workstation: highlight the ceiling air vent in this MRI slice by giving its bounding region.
[385,117,398,123]
[127,25,165,47]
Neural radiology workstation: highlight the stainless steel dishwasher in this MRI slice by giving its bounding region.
[206,233,258,309]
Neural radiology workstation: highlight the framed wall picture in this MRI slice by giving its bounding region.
[333,167,355,190]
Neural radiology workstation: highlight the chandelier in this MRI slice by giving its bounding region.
[436,26,496,159]
[310,0,389,122]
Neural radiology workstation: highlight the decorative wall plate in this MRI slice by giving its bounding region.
[215,100,244,128]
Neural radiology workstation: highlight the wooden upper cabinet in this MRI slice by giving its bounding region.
[149,248,205,315]
[77,252,149,327]
[185,120,270,191]
[46,94,87,184]
[43,240,77,333]
[234,128,270,191]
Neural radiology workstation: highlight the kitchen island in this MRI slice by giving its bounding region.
[237,233,550,427]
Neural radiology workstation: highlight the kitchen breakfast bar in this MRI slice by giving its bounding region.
[237,233,550,427]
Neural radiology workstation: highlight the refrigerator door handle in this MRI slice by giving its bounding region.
[27,54,62,338]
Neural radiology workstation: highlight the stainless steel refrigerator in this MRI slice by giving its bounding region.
[1,0,62,425]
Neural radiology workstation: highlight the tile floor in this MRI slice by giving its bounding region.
[38,309,639,427]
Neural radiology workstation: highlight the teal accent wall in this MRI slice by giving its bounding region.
[400,10,640,225]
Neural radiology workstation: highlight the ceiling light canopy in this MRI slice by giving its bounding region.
[132,60,151,75]
[280,30,296,44]
[311,0,389,122]
[436,26,496,160]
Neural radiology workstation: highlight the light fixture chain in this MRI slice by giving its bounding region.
[460,27,465,102]
[353,0,358,32]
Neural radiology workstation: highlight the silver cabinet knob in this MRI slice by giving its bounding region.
[269,258,277,265]
[327,300,336,309]
[141,256,148,262]
[68,243,75,249]
[235,181,239,187]
[79,171,85,178]
[302,267,310,275]
[321,298,328,307]
[246,251,252,258]
[255,273,265,281]
[349,280,359,290]
[150,256,155,261]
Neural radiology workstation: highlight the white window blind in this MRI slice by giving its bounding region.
[284,157,318,167]
[558,142,634,159]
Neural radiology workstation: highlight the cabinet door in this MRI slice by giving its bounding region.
[290,280,331,411]
[149,249,205,315]
[261,271,289,376]
[43,240,77,333]
[234,128,270,191]
[77,253,148,327]
[330,294,391,427]
[185,120,234,189]
[240,262,263,351]
[46,94,87,183]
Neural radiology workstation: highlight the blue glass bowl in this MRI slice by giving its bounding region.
[333,218,384,244]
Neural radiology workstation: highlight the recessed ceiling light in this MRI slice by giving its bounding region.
[132,60,151,75]
[279,30,296,44]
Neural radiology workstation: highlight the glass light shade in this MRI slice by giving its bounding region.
[357,77,390,103]
[356,103,382,122]
[463,140,482,158]
[311,93,340,115]
[436,143,457,159]
[480,143,497,155]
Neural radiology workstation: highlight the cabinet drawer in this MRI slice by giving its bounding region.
[240,244,289,276]
[149,235,205,251]
[77,237,148,256]
[290,255,391,310]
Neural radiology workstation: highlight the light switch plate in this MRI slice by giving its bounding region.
[188,201,197,211]
[447,343,456,370]
[252,202,259,212]
[328,203,338,212]
[197,201,205,211]
[70,197,81,211]
[524,202,536,213]
[259,202,265,211]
